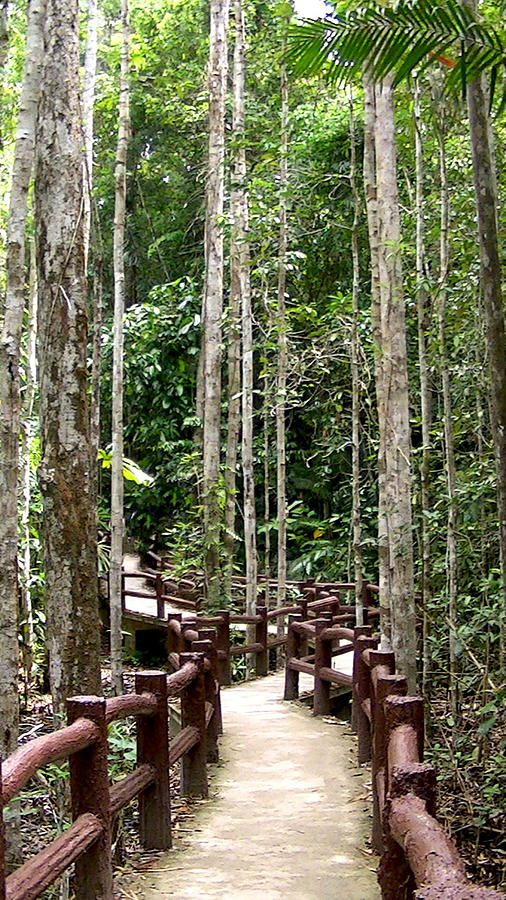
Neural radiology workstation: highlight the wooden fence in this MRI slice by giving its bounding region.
[284,617,503,900]
[0,641,221,900]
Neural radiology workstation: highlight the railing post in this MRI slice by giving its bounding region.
[298,599,309,657]
[155,574,165,619]
[182,617,197,650]
[67,696,113,900]
[284,614,302,700]
[198,628,223,735]
[215,610,231,685]
[355,633,378,764]
[180,652,208,798]
[255,606,268,676]
[135,671,171,850]
[0,759,5,900]
[369,650,403,853]
[192,638,219,763]
[351,625,373,735]
[166,612,183,657]
[379,695,430,900]
[313,619,332,716]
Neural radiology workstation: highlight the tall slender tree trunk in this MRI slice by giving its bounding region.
[224,0,244,601]
[36,0,101,719]
[20,241,38,698]
[362,76,391,643]
[202,0,229,606]
[349,88,363,622]
[414,77,433,708]
[231,0,257,632]
[0,0,45,755]
[465,62,506,666]
[374,75,416,692]
[110,0,130,695]
[276,36,289,620]
[82,0,98,272]
[263,398,271,609]
[437,109,459,718]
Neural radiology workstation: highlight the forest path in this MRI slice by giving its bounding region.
[135,671,380,899]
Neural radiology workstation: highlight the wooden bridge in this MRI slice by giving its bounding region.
[0,566,502,899]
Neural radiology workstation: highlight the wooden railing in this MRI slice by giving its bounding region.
[0,643,221,900]
[284,619,502,900]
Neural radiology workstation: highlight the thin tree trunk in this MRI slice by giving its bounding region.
[0,2,9,152]
[224,0,244,601]
[362,75,391,644]
[202,0,229,606]
[414,77,433,710]
[437,108,459,718]
[36,0,101,719]
[374,75,416,692]
[276,36,289,623]
[82,0,98,272]
[20,241,38,699]
[465,62,506,668]
[110,0,130,696]
[0,0,45,755]
[263,398,271,609]
[231,0,257,638]
[349,87,363,623]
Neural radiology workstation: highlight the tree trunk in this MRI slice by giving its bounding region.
[110,0,130,696]
[466,65,506,667]
[276,36,289,620]
[414,77,433,710]
[36,0,101,719]
[374,75,417,692]
[82,0,98,272]
[224,0,244,601]
[231,0,257,635]
[349,87,363,623]
[362,75,391,643]
[437,107,459,717]
[263,398,271,609]
[20,241,38,698]
[202,0,229,606]
[0,0,45,756]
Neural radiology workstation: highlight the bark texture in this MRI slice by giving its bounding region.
[0,0,45,756]
[349,88,363,622]
[36,0,101,718]
[82,0,98,271]
[414,77,433,709]
[374,76,417,691]
[276,43,289,616]
[466,67,506,665]
[362,76,391,642]
[110,0,130,695]
[202,0,229,605]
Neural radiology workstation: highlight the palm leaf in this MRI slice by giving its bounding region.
[287,0,506,100]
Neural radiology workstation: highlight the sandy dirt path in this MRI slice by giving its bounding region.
[135,671,379,899]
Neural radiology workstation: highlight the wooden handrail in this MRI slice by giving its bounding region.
[2,718,99,804]
[105,692,157,723]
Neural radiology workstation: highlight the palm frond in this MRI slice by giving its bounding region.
[287,0,506,101]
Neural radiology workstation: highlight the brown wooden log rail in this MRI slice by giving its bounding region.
[283,620,502,900]
[0,638,222,900]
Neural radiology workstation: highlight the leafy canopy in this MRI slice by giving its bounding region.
[288,0,506,104]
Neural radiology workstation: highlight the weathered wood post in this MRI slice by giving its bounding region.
[198,628,223,735]
[166,612,183,657]
[181,617,197,650]
[155,574,165,619]
[67,696,113,899]
[355,633,378,763]
[379,695,429,900]
[298,598,309,657]
[351,625,373,735]
[313,619,332,716]
[284,614,302,700]
[255,606,268,676]
[180,652,208,798]
[369,650,404,853]
[215,609,231,685]
[192,638,219,763]
[0,759,5,900]
[135,671,171,850]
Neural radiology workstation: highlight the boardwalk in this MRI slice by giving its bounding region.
[136,672,380,899]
